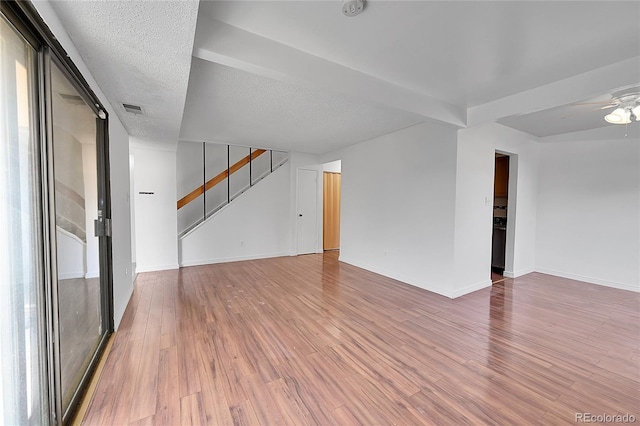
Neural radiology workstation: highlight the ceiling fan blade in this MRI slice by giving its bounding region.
[571,100,614,106]
[561,105,614,119]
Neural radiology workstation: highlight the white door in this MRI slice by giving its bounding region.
[297,169,318,254]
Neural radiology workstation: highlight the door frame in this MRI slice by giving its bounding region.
[295,167,321,255]
[494,149,517,278]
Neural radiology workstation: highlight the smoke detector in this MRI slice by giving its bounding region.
[342,0,364,17]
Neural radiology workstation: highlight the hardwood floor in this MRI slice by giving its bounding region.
[82,252,639,425]
[490,271,504,283]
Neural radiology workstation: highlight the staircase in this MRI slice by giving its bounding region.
[177,142,288,237]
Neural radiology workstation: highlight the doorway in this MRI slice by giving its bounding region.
[491,153,509,283]
[322,160,341,251]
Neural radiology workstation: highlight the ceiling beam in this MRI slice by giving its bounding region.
[468,57,640,127]
[193,20,466,128]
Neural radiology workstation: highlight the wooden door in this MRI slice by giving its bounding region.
[323,172,341,250]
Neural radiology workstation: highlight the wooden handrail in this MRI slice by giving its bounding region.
[177,149,266,210]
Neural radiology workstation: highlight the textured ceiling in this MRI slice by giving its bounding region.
[49,0,640,151]
[50,0,199,145]
[179,59,423,154]
[199,1,640,108]
[190,0,640,145]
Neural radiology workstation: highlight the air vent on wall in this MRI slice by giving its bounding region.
[59,93,85,105]
[122,103,143,115]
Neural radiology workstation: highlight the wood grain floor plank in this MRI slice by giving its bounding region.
[228,399,261,426]
[194,336,234,425]
[81,252,640,425]
[331,404,362,425]
[159,286,176,350]
[105,339,144,426]
[179,393,206,426]
[128,415,154,426]
[154,345,180,426]
[128,325,161,422]
[176,330,201,398]
[80,332,128,426]
[266,377,318,425]
[239,374,291,425]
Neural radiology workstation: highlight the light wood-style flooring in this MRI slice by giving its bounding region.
[81,252,639,425]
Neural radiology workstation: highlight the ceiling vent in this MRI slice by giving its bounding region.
[122,103,143,115]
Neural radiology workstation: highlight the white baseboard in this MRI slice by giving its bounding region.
[180,252,289,267]
[451,279,492,298]
[113,283,134,331]
[535,268,639,292]
[135,263,179,273]
[85,271,99,279]
[503,267,534,278]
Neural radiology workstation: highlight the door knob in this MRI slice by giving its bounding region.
[298,214,303,217]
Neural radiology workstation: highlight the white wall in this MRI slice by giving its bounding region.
[180,163,292,265]
[323,160,342,173]
[33,1,133,329]
[536,137,639,291]
[325,122,459,297]
[454,122,540,295]
[131,140,179,272]
[129,155,136,266]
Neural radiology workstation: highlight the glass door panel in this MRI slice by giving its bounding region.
[0,14,48,426]
[251,147,270,185]
[50,61,104,414]
[176,141,204,235]
[229,145,250,201]
[205,142,229,216]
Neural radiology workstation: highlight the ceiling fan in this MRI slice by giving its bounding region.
[573,90,640,124]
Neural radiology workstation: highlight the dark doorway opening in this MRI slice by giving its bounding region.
[491,153,509,283]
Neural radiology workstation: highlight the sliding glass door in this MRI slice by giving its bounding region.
[1,3,113,423]
[0,14,48,425]
[49,59,109,420]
